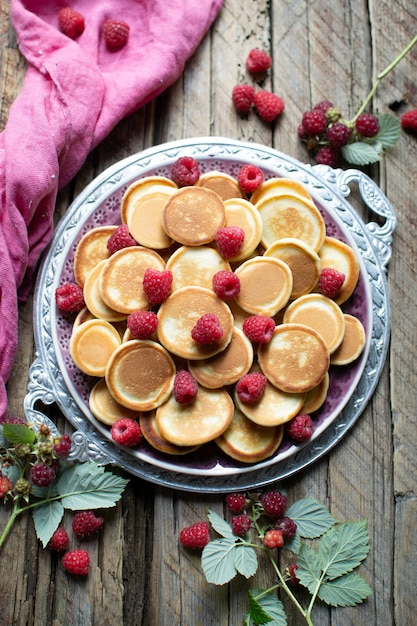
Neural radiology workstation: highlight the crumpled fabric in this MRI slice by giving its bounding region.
[0,0,223,419]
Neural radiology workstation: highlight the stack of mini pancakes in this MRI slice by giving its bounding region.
[68,170,366,464]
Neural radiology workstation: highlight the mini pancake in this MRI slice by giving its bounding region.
[258,323,330,393]
[139,410,200,455]
[126,186,177,249]
[157,286,234,360]
[234,256,293,316]
[83,260,127,322]
[196,171,245,200]
[256,193,326,252]
[188,326,253,388]
[162,186,226,245]
[105,340,176,411]
[331,314,366,365]
[223,197,263,261]
[264,237,321,299]
[234,378,305,426]
[70,319,122,377]
[73,226,116,287]
[166,245,230,292]
[120,176,177,223]
[89,378,140,426]
[73,307,96,331]
[99,246,166,314]
[283,293,346,354]
[318,237,360,304]
[155,386,234,446]
[215,407,284,463]
[250,177,314,205]
[302,372,330,414]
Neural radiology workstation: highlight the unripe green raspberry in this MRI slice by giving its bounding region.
[15,477,32,496]
[37,441,54,457]
[325,107,342,124]
[14,443,33,458]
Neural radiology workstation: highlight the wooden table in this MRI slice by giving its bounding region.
[1,1,416,624]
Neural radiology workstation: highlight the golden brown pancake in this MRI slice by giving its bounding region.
[126,186,176,249]
[196,171,245,200]
[302,372,330,413]
[223,197,263,261]
[330,314,366,365]
[235,378,306,426]
[318,237,360,304]
[83,260,127,322]
[89,378,140,425]
[120,176,177,224]
[166,245,230,292]
[139,410,200,455]
[234,256,293,316]
[264,237,321,299]
[73,225,116,287]
[69,319,122,377]
[250,177,314,205]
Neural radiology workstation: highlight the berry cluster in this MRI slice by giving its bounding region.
[58,7,129,50]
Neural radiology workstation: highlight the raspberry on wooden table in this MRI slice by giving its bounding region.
[355,113,380,137]
[242,315,275,343]
[53,433,72,458]
[143,269,173,305]
[237,164,264,194]
[173,370,198,404]
[29,463,56,487]
[313,100,334,115]
[286,413,313,442]
[253,91,285,123]
[262,529,284,549]
[231,514,252,537]
[62,549,90,576]
[260,490,287,519]
[225,492,248,513]
[318,267,345,298]
[301,109,328,135]
[235,372,267,403]
[49,527,70,552]
[58,7,85,39]
[232,84,255,114]
[170,156,200,186]
[110,418,143,447]
[191,314,223,344]
[326,122,352,148]
[315,146,338,168]
[400,108,417,133]
[215,226,245,259]
[107,224,137,254]
[275,516,297,540]
[103,19,130,51]
[212,270,241,300]
[127,310,158,339]
[72,511,104,538]
[179,521,211,549]
[55,282,85,313]
[245,48,272,74]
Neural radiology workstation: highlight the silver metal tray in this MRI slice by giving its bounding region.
[24,137,395,492]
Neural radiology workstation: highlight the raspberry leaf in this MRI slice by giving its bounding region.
[375,112,401,148]
[32,500,64,548]
[245,589,286,625]
[56,463,129,509]
[318,520,370,579]
[2,424,36,445]
[296,543,325,594]
[234,544,258,579]
[285,497,336,539]
[201,537,239,584]
[207,509,235,539]
[317,572,372,607]
[341,141,382,165]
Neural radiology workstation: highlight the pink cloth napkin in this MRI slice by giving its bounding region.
[0,0,223,420]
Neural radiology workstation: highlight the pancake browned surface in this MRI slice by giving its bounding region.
[70,319,122,377]
[89,378,140,425]
[120,176,177,224]
[166,245,230,292]
[234,256,293,316]
[126,186,177,249]
[74,225,116,287]
[331,314,366,365]
[139,411,200,455]
[83,260,127,322]
[223,197,263,261]
[258,323,330,393]
[196,171,245,200]
[318,237,360,304]
[250,177,315,205]
[234,378,305,426]
[264,237,321,299]
[302,372,330,413]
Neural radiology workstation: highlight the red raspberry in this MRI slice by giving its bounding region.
[55,282,85,313]
[260,490,287,519]
[72,510,104,538]
[246,49,272,74]
[110,418,143,447]
[212,270,241,300]
[313,100,333,114]
[143,269,173,305]
[29,463,56,487]
[103,19,130,51]
[58,7,85,39]
[49,527,69,552]
[301,109,328,135]
[401,108,417,133]
[315,145,338,168]
[318,267,345,298]
[355,113,380,137]
[275,516,297,540]
[242,315,275,343]
[127,310,158,339]
[326,122,352,148]
[288,563,300,585]
[237,164,264,194]
[225,492,248,513]
[232,84,255,114]
[2,415,27,424]
[215,226,245,259]
[286,413,313,442]
[173,370,198,405]
[236,372,267,403]
[62,549,90,576]
[262,529,284,549]
[179,521,211,549]
[231,514,252,537]
[191,314,223,344]
[170,156,200,187]
[53,433,72,458]
[0,476,13,498]
[253,91,285,123]
[107,224,137,255]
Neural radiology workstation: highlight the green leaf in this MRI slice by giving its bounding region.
[207,509,235,539]
[201,537,238,585]
[296,543,325,594]
[319,520,370,579]
[0,426,7,448]
[341,141,382,165]
[1,463,21,484]
[286,498,336,539]
[318,572,372,607]
[2,424,36,445]
[234,543,258,578]
[283,530,301,555]
[375,113,401,148]
[32,500,64,547]
[56,463,128,509]
[245,589,287,625]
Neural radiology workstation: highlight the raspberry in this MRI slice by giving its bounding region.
[225,492,248,513]
[275,516,297,540]
[286,413,313,442]
[62,549,90,576]
[401,108,417,132]
[127,310,158,339]
[231,514,252,537]
[14,478,31,496]
[314,100,333,114]
[49,527,69,552]
[215,226,245,259]
[58,7,85,39]
[260,490,287,519]
[29,463,56,487]
[72,510,104,538]
[142,269,173,305]
[53,434,72,458]
[262,529,284,549]
[173,370,198,405]
[325,107,342,124]
[237,164,264,194]
[103,19,130,51]
[232,84,255,114]
[2,415,27,425]
[111,418,143,447]
[107,224,137,255]
[0,476,13,498]
[355,113,380,137]
[326,122,352,148]
[318,267,345,298]
[235,372,267,403]
[55,282,85,313]
[288,563,300,585]
[246,49,272,74]
[253,91,285,123]
[242,315,275,343]
[315,145,338,168]
[191,314,223,344]
[179,521,211,549]
[301,109,328,135]
[170,156,200,186]
[212,270,241,300]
